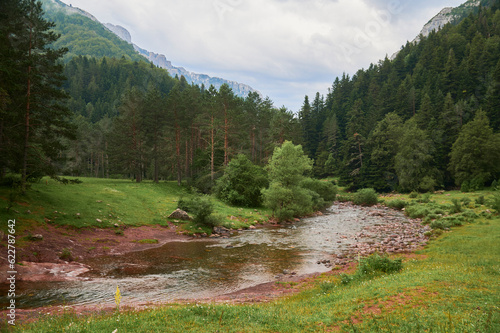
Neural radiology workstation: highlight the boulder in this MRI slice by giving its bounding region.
[168,209,192,221]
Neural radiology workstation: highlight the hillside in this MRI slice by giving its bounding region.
[40,0,259,97]
[299,0,500,192]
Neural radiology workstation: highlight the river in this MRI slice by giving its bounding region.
[1,203,427,309]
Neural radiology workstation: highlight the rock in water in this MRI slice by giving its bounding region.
[168,209,192,221]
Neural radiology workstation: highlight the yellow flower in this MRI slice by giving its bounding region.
[115,285,122,307]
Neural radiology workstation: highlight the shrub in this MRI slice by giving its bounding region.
[449,198,463,214]
[178,195,219,227]
[263,184,313,221]
[300,178,338,202]
[358,253,403,275]
[475,196,485,206]
[460,197,471,207]
[405,205,429,219]
[461,180,471,192]
[491,180,498,190]
[489,193,500,214]
[409,191,419,198]
[352,188,378,206]
[386,199,407,210]
[418,193,432,203]
[214,154,268,207]
[59,248,73,261]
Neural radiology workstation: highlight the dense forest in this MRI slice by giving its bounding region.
[299,1,500,192]
[1,0,499,199]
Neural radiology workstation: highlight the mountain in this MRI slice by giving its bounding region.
[413,0,482,43]
[40,0,259,97]
[392,0,482,59]
[104,23,260,98]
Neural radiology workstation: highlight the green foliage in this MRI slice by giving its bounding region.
[263,183,313,221]
[395,119,438,193]
[352,188,378,206]
[449,198,463,214]
[299,178,338,202]
[358,253,403,275]
[342,253,403,285]
[386,199,407,210]
[266,141,313,188]
[449,110,500,187]
[178,195,219,227]
[263,142,317,221]
[489,192,500,214]
[214,154,268,207]
[0,0,75,189]
[59,248,73,261]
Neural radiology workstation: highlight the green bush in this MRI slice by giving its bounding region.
[475,196,485,205]
[489,193,500,214]
[341,253,403,285]
[386,199,407,210]
[409,191,419,198]
[352,188,378,206]
[59,248,73,261]
[461,180,471,192]
[214,154,268,207]
[491,180,498,190]
[460,197,471,207]
[449,198,463,214]
[358,253,403,275]
[299,178,338,202]
[263,184,313,221]
[405,205,429,219]
[177,195,219,227]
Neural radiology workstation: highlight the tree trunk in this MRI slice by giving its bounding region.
[21,18,33,192]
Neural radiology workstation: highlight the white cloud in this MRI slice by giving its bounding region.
[65,0,465,111]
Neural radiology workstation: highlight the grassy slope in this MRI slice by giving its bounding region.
[3,185,499,332]
[0,177,270,237]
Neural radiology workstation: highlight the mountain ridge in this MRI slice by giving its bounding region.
[42,0,260,98]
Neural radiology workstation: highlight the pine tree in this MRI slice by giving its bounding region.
[449,109,500,187]
[0,0,73,190]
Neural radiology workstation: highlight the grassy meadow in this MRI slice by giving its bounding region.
[0,177,270,236]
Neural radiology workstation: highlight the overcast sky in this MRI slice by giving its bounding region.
[66,0,466,111]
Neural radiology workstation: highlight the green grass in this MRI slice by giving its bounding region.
[6,189,499,332]
[0,177,271,235]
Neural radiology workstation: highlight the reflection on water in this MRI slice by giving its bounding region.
[1,204,402,308]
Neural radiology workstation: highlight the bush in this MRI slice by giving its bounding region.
[214,154,268,207]
[352,188,378,206]
[59,248,73,261]
[491,180,498,191]
[386,199,407,210]
[263,184,313,221]
[177,195,219,227]
[461,180,471,192]
[489,193,500,214]
[299,178,338,202]
[449,198,463,214]
[475,196,485,205]
[409,191,419,199]
[405,205,429,219]
[358,253,403,275]
[341,253,403,285]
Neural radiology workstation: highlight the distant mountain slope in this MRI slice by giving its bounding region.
[40,0,260,97]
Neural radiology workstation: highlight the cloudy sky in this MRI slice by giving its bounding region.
[67,0,466,111]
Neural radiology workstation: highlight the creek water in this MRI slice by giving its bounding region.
[3,204,406,309]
